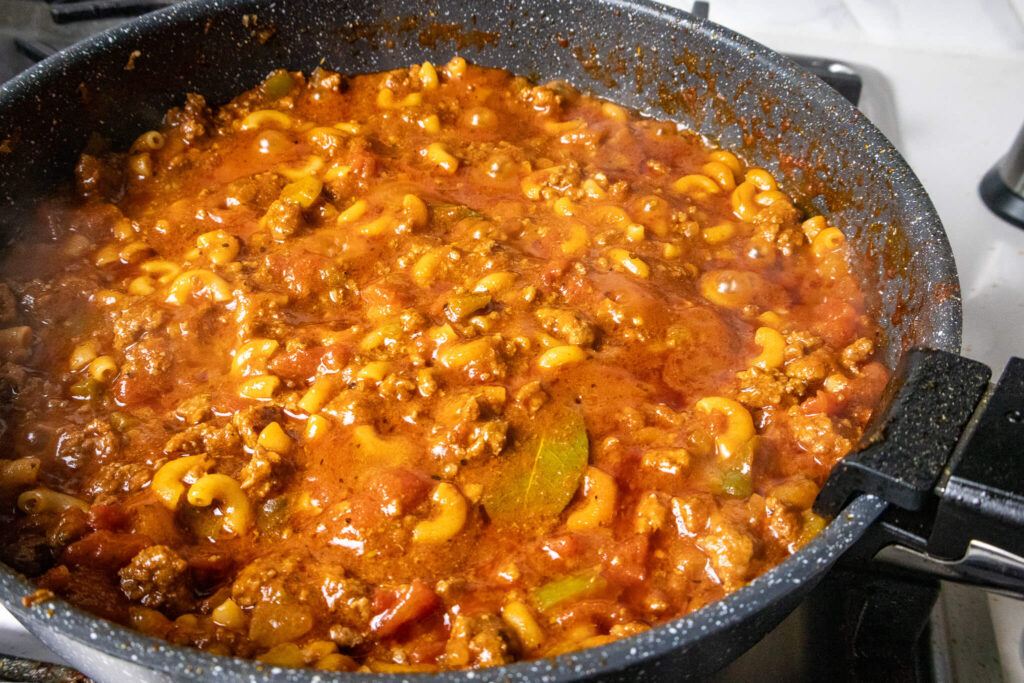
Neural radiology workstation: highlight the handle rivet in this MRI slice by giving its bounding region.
[1007,410,1024,423]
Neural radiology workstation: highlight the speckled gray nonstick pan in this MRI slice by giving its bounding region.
[0,0,961,680]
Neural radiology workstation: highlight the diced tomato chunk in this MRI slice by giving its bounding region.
[60,530,151,571]
[540,259,570,288]
[268,343,349,382]
[269,346,325,382]
[848,362,890,412]
[801,390,839,417]
[366,468,431,515]
[535,535,581,574]
[39,565,126,622]
[88,504,130,532]
[599,535,649,586]
[370,580,439,637]
[362,285,406,318]
[266,250,339,297]
[113,374,164,406]
[813,300,858,347]
[550,598,634,630]
[186,552,235,590]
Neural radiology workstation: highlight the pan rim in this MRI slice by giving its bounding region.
[0,0,959,678]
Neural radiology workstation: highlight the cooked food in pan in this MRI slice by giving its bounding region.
[0,59,888,671]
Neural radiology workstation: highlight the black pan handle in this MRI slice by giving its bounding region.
[815,348,1024,595]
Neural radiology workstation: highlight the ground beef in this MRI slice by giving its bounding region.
[165,92,212,146]
[232,405,282,449]
[118,545,193,614]
[323,389,383,425]
[86,462,151,502]
[167,616,249,658]
[378,373,418,401]
[320,569,372,647]
[431,419,509,463]
[764,496,801,551]
[18,276,95,327]
[114,334,173,405]
[112,301,166,351]
[55,419,119,471]
[535,307,596,347]
[231,554,305,608]
[163,420,240,456]
[518,84,564,116]
[74,153,123,200]
[698,522,755,592]
[174,393,212,424]
[513,380,547,416]
[263,200,303,241]
[784,330,822,361]
[445,613,513,668]
[736,367,806,408]
[1,527,53,576]
[533,162,582,200]
[785,349,830,383]
[308,67,342,93]
[222,172,285,212]
[787,407,853,465]
[123,336,172,376]
[0,361,29,402]
[329,624,365,650]
[841,337,874,373]
[430,390,508,462]
[230,290,289,342]
[239,447,282,499]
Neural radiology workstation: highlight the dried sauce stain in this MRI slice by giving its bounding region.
[340,20,395,48]
[124,50,141,71]
[932,281,960,305]
[655,82,698,118]
[570,44,619,89]
[418,22,498,51]
[881,222,912,279]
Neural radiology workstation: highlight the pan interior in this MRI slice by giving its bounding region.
[0,0,959,679]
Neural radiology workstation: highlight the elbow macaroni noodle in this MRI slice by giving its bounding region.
[567,467,617,531]
[232,339,280,376]
[186,474,253,535]
[152,454,208,509]
[165,269,232,305]
[412,482,468,543]
[696,397,756,461]
[0,457,40,492]
[17,488,88,514]
[751,327,785,369]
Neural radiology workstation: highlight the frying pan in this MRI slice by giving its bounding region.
[0,0,990,679]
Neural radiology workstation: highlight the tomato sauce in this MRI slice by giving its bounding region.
[0,59,887,671]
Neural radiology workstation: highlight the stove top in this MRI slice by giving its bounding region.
[1,1,1023,681]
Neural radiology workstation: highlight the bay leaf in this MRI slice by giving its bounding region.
[482,405,589,525]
